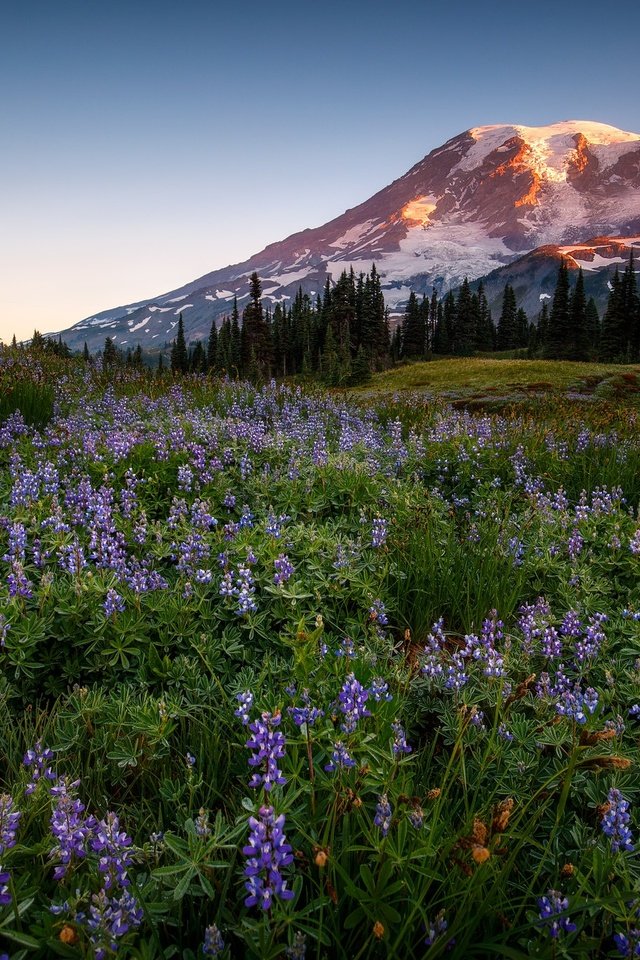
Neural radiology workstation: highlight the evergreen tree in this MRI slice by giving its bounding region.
[569,267,588,360]
[170,313,189,373]
[401,291,424,358]
[585,297,600,356]
[497,284,517,349]
[103,337,118,368]
[543,261,571,359]
[207,319,218,372]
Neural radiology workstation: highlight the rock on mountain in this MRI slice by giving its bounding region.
[57,120,640,351]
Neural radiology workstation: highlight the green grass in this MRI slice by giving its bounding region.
[357,357,640,397]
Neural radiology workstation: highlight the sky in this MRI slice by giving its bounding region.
[2,0,639,341]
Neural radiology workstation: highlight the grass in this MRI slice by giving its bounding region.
[357,357,640,397]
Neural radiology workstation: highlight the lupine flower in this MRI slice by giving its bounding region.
[391,722,412,755]
[408,806,425,829]
[91,812,134,889]
[186,752,196,768]
[23,741,56,793]
[246,712,287,791]
[75,887,143,960]
[274,554,294,585]
[324,741,356,773]
[374,795,392,837]
[369,677,392,702]
[614,929,640,957]
[425,911,449,948]
[103,588,126,617]
[202,922,224,956]
[242,805,294,910]
[498,723,514,743]
[537,890,576,938]
[338,674,371,733]
[0,868,11,906]
[289,690,324,728]
[235,690,254,725]
[601,788,634,853]
[49,778,97,880]
[371,518,388,548]
[0,795,21,856]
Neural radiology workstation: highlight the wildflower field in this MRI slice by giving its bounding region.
[1,352,640,959]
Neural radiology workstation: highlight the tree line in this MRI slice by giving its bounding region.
[18,252,640,378]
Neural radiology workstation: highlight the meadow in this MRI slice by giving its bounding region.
[1,350,640,959]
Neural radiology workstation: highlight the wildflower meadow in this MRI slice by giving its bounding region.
[1,349,640,958]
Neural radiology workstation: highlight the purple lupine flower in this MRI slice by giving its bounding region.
[288,690,323,728]
[186,752,196,769]
[202,922,225,956]
[614,929,640,957]
[90,812,134,889]
[391,722,412,755]
[541,626,562,659]
[338,674,371,733]
[369,600,389,626]
[49,778,97,880]
[242,804,294,910]
[235,691,254,725]
[574,613,607,665]
[408,806,425,830]
[246,712,287,791]
[374,795,392,837]
[324,741,356,773]
[0,615,9,648]
[537,890,576,938]
[602,788,634,853]
[0,868,11,906]
[274,554,294,585]
[425,911,449,948]
[336,636,355,659]
[0,795,21,855]
[369,677,392,702]
[103,588,126,617]
[23,741,56,794]
[567,528,583,561]
[75,887,143,960]
[371,518,388,548]
[497,723,514,743]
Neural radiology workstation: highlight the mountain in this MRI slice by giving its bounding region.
[57,120,640,351]
[470,234,640,320]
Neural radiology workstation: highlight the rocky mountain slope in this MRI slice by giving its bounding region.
[57,121,640,350]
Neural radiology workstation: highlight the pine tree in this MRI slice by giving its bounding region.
[207,319,218,372]
[103,337,118,368]
[170,313,189,373]
[83,342,90,362]
[569,267,588,360]
[401,292,424,358]
[497,284,517,349]
[543,261,571,359]
[600,270,625,361]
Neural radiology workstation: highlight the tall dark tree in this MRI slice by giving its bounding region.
[497,284,517,349]
[401,291,424,358]
[207,319,218,372]
[569,267,588,360]
[543,261,571,359]
[170,313,189,373]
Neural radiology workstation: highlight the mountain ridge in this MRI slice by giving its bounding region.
[55,120,640,351]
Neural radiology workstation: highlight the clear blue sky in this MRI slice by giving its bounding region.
[2,0,639,338]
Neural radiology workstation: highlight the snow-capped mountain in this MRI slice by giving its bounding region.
[58,120,640,350]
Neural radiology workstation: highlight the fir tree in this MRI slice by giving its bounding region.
[207,319,218,372]
[170,313,189,373]
[543,261,571,359]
